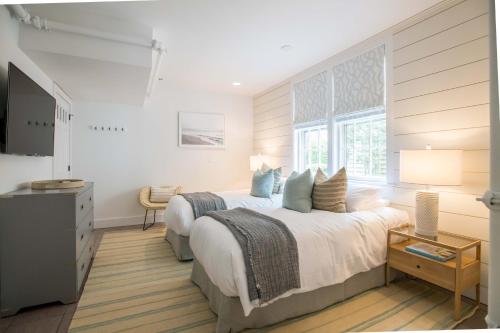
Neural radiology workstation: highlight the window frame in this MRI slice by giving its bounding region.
[334,109,387,183]
[293,122,329,174]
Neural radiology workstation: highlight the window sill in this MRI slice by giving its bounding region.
[348,177,388,187]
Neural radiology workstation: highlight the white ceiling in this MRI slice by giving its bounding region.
[27,0,443,97]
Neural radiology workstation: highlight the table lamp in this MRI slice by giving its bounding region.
[400,147,463,237]
[250,154,266,172]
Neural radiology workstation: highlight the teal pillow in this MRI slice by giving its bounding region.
[282,169,314,213]
[250,169,274,198]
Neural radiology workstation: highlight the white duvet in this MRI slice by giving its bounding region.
[189,206,409,316]
[164,190,283,236]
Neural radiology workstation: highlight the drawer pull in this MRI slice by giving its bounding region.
[81,263,85,271]
[89,221,92,227]
[81,204,84,210]
[80,234,84,241]
[89,196,92,202]
[416,264,421,269]
[89,246,92,253]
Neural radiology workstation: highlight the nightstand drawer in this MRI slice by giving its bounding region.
[388,248,455,291]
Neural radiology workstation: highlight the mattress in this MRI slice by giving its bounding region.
[164,189,283,236]
[189,206,409,316]
[191,257,399,333]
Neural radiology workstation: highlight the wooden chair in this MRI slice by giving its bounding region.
[139,186,182,230]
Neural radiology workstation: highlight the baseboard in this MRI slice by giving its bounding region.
[95,212,165,229]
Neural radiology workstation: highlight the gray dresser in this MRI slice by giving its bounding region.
[0,183,95,317]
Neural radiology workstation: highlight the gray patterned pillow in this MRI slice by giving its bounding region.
[261,163,282,194]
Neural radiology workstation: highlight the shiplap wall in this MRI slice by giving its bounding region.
[390,0,490,303]
[252,0,490,303]
[253,82,294,174]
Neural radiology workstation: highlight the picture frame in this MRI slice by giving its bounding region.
[178,112,225,149]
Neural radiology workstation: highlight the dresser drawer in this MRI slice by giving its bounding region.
[76,188,93,225]
[77,236,94,293]
[76,210,94,260]
[388,248,456,291]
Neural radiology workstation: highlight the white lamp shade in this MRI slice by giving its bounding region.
[400,149,463,185]
[250,154,264,171]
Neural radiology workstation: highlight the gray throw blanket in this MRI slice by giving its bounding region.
[206,207,300,303]
[180,192,227,219]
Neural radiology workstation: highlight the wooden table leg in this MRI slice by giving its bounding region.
[476,244,481,305]
[455,251,462,321]
[454,290,462,321]
[475,284,481,306]
[386,232,391,286]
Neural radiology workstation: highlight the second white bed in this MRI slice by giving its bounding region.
[164,190,283,260]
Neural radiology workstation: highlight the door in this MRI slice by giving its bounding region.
[485,0,500,327]
[53,84,72,179]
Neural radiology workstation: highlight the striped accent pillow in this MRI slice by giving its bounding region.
[312,167,347,213]
[149,186,178,203]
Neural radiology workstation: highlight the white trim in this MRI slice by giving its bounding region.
[94,213,165,229]
[52,83,72,179]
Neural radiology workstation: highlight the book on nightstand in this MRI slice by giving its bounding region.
[405,242,456,262]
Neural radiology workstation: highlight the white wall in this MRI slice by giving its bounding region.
[72,81,253,228]
[0,5,254,228]
[0,6,54,194]
[253,0,490,303]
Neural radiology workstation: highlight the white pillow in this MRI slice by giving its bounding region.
[346,184,388,212]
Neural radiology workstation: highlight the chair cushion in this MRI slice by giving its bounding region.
[282,169,314,213]
[149,186,178,203]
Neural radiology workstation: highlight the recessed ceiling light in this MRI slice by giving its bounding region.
[232,82,241,86]
[280,44,293,52]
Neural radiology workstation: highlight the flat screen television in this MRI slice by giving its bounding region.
[0,62,56,156]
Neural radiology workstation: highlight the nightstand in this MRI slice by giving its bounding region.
[386,224,481,321]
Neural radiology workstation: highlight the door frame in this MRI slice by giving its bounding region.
[52,83,73,179]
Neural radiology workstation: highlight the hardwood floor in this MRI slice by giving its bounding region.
[455,305,488,330]
[0,224,489,333]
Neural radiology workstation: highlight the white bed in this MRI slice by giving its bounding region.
[164,189,283,260]
[189,206,409,317]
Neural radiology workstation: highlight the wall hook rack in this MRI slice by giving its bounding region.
[88,125,127,133]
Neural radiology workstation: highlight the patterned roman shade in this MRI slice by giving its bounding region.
[333,45,385,117]
[293,71,332,126]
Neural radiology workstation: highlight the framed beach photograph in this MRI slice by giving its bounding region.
[178,112,225,148]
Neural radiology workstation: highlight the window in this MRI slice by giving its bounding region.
[336,112,386,181]
[294,124,328,173]
[291,46,387,180]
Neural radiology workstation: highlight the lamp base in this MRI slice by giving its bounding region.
[415,190,439,237]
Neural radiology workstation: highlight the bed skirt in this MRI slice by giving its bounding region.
[191,257,400,333]
[165,229,193,261]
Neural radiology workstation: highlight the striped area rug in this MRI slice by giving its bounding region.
[69,226,478,333]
